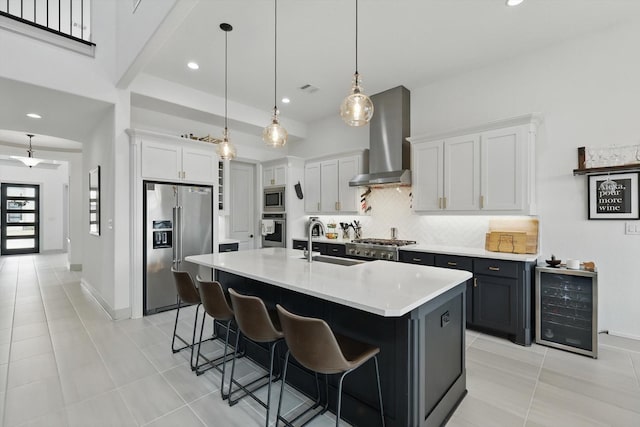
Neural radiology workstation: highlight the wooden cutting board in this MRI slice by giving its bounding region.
[486,218,539,254]
[485,231,528,254]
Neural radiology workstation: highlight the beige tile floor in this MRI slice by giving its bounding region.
[1,253,639,426]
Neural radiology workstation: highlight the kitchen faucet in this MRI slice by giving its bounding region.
[306,218,326,262]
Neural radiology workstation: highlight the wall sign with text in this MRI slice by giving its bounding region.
[588,172,639,219]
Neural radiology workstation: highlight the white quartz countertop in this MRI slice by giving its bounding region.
[294,237,538,262]
[186,248,472,317]
[402,244,539,263]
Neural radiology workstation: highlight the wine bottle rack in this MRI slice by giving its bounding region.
[535,266,598,358]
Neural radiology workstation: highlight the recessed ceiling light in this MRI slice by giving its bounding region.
[26,113,42,119]
[506,0,524,6]
[281,97,290,104]
[187,62,199,70]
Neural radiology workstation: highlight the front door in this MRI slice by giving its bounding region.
[229,161,256,250]
[1,183,40,255]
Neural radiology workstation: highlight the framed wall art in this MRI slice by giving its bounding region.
[89,166,100,235]
[588,172,639,219]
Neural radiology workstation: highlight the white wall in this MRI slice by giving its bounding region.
[82,107,117,315]
[288,114,368,160]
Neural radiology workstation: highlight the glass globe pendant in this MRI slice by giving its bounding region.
[340,0,373,127]
[340,72,374,127]
[263,107,288,147]
[216,128,237,160]
[263,0,288,147]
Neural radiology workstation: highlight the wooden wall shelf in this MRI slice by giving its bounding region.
[574,147,640,175]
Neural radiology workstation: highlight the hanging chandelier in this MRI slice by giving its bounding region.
[339,0,374,127]
[217,23,237,160]
[263,0,288,147]
[11,134,43,168]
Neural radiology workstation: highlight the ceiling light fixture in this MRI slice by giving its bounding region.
[187,61,199,70]
[11,134,43,168]
[217,23,237,160]
[262,0,288,148]
[340,0,373,127]
[26,113,42,119]
[506,0,524,6]
[281,97,290,104]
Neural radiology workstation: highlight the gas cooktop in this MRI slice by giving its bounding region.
[345,238,417,261]
[351,238,417,247]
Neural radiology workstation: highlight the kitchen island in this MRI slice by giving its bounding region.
[187,248,472,427]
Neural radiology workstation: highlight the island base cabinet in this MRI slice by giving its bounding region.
[215,270,467,427]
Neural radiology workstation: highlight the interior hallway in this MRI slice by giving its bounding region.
[1,253,639,426]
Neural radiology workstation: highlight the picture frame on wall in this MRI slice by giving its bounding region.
[89,166,100,235]
[588,172,639,220]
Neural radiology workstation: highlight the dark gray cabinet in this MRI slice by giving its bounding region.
[292,239,324,253]
[219,242,239,252]
[399,249,535,346]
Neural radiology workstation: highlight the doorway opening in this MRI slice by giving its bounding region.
[1,183,40,255]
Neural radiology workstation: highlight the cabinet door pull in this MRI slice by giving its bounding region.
[335,201,340,211]
[332,248,339,253]
[447,261,457,266]
[480,195,484,209]
[443,197,447,209]
[438,197,442,209]
[317,202,321,211]
[412,258,422,262]
[271,178,275,185]
[474,278,478,288]
[489,266,500,271]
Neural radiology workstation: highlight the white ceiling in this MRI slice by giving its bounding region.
[3,0,640,151]
[142,0,640,124]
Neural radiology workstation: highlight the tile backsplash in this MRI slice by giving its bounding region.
[315,186,525,248]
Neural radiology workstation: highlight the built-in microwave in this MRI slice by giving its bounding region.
[263,186,285,212]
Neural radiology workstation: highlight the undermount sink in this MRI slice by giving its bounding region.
[301,255,365,266]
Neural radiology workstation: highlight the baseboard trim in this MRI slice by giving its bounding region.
[607,330,640,341]
[80,278,131,321]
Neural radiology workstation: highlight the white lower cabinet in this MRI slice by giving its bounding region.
[141,139,216,184]
[304,153,363,214]
[410,115,539,214]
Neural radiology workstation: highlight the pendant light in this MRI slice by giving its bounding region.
[340,0,374,127]
[217,23,237,160]
[10,134,42,168]
[263,0,288,147]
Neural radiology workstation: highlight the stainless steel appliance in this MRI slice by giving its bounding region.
[261,213,286,248]
[144,182,213,314]
[263,186,285,212]
[345,238,417,261]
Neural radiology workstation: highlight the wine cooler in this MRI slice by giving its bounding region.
[535,266,598,358]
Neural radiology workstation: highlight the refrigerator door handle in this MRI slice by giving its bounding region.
[172,206,178,265]
[178,205,184,263]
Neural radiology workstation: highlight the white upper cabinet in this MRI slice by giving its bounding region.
[410,114,540,215]
[304,152,364,214]
[141,138,216,184]
[263,163,287,187]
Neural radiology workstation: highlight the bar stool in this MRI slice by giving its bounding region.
[275,304,385,427]
[194,277,241,399]
[227,288,284,427]
[170,268,204,370]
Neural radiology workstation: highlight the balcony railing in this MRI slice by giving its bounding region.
[1,0,93,45]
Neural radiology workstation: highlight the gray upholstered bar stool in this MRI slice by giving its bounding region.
[275,304,385,427]
[227,288,284,427]
[194,277,239,399]
[170,268,207,370]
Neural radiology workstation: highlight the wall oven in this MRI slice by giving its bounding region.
[263,186,285,212]
[261,213,286,248]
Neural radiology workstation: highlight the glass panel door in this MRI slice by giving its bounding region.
[1,183,40,255]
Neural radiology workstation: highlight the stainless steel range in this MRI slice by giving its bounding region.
[345,238,417,261]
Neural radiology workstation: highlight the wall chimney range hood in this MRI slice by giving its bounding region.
[349,85,411,187]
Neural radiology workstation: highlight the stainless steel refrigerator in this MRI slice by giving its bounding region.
[143,182,213,314]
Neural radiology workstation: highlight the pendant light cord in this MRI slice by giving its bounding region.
[274,0,278,111]
[224,29,228,131]
[355,0,359,74]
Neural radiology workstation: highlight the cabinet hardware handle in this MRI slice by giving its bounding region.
[332,248,338,252]
[317,202,321,211]
[335,201,340,211]
[443,197,447,209]
[438,197,442,209]
[474,278,478,287]
[412,258,422,262]
[271,178,275,185]
[447,261,457,266]
[480,195,484,209]
[489,266,500,271]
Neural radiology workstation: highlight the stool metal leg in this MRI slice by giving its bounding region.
[373,356,385,427]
